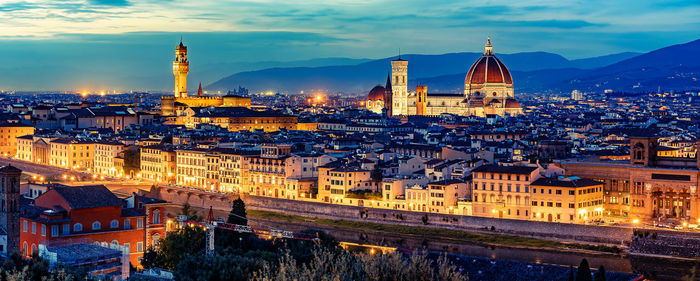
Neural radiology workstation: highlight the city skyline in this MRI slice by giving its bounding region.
[1,0,699,91]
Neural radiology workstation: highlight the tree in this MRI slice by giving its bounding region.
[254,247,468,281]
[576,258,593,281]
[178,203,202,222]
[593,265,606,281]
[142,225,206,270]
[568,265,575,281]
[228,198,247,225]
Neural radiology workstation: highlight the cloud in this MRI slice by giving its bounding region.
[88,0,130,6]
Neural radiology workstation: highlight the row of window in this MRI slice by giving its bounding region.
[474,173,530,181]
[22,218,146,236]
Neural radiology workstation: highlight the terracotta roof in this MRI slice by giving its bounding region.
[465,55,512,85]
[51,185,122,209]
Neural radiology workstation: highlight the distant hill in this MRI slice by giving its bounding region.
[564,39,700,92]
[208,39,700,94]
[207,52,578,93]
[570,52,640,69]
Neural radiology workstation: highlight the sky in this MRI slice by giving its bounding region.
[0,0,699,91]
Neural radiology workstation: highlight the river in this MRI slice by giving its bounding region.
[252,218,698,281]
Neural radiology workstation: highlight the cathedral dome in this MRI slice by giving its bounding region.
[367,85,386,101]
[465,38,513,86]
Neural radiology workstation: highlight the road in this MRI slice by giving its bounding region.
[0,157,153,193]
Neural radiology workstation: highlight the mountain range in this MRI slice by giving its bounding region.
[208,39,700,94]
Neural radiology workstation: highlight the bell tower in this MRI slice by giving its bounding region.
[391,55,408,116]
[416,85,427,116]
[173,38,189,98]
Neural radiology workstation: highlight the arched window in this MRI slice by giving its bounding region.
[152,233,161,245]
[74,223,83,232]
[92,221,101,230]
[31,244,36,255]
[110,240,119,249]
[153,209,160,225]
[110,220,119,229]
[23,242,28,256]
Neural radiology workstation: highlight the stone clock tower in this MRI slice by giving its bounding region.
[173,39,189,98]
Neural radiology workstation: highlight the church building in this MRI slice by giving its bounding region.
[367,37,523,117]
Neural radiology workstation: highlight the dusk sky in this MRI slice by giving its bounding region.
[1,0,699,91]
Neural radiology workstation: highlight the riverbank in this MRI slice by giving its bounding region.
[246,209,623,254]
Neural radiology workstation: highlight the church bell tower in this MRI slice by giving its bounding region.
[173,38,189,98]
[391,56,408,116]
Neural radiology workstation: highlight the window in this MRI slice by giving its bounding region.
[137,242,143,252]
[74,223,83,232]
[137,218,144,229]
[92,221,101,230]
[41,224,46,236]
[23,220,27,232]
[63,224,70,235]
[111,220,119,229]
[51,225,59,237]
[111,240,119,249]
[32,222,36,234]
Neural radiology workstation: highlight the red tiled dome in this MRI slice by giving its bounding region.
[465,38,512,86]
[367,85,386,101]
[465,56,512,85]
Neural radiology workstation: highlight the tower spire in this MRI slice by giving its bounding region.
[197,82,203,97]
[484,36,493,56]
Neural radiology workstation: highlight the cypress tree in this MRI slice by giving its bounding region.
[568,265,575,281]
[594,265,607,281]
[228,198,247,225]
[576,259,593,281]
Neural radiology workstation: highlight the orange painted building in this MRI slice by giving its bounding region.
[20,184,167,267]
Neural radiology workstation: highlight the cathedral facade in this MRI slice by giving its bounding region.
[367,38,523,117]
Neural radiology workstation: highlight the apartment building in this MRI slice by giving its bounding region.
[471,165,541,220]
[530,177,604,223]
[176,147,209,189]
[93,140,125,176]
[246,145,291,198]
[0,123,34,157]
[318,163,372,204]
[426,179,470,214]
[49,139,95,171]
[140,144,177,183]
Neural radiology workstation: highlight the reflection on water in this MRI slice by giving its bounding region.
[255,219,699,281]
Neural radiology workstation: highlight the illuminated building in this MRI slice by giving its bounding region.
[557,138,700,222]
[181,107,297,132]
[471,165,540,220]
[0,123,34,157]
[317,163,372,204]
[20,184,167,267]
[49,139,95,171]
[140,144,176,183]
[93,141,124,176]
[530,177,604,223]
[373,37,523,117]
[175,148,208,189]
[245,145,292,198]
